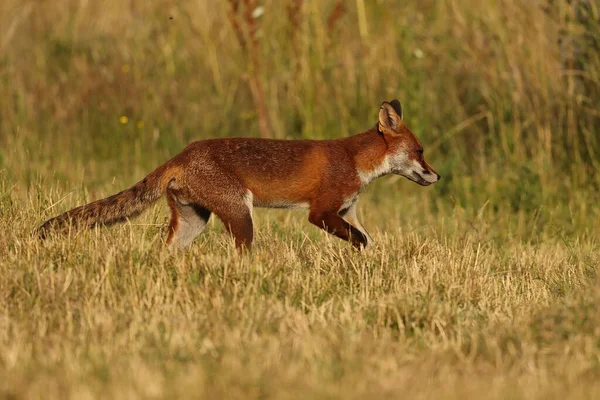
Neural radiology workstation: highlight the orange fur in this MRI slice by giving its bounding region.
[39,99,440,250]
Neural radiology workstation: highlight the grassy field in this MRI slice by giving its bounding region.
[1,0,599,398]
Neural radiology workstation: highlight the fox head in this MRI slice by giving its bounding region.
[377,99,440,186]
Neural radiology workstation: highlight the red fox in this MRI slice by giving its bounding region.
[39,99,440,250]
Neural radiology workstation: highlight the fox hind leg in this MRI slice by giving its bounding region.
[216,210,253,250]
[169,173,254,250]
[212,194,254,250]
[166,190,212,249]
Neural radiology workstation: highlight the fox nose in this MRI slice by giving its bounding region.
[436,173,441,180]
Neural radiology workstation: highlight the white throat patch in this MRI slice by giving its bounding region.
[357,156,391,186]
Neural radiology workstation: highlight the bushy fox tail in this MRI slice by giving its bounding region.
[38,164,177,238]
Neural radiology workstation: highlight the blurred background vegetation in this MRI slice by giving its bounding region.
[0,0,598,238]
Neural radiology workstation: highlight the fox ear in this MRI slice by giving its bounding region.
[389,99,403,119]
[379,101,403,132]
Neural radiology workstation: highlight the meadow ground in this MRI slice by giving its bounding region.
[1,183,600,399]
[1,0,599,399]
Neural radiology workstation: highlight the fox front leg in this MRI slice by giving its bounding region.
[339,199,372,245]
[308,209,368,249]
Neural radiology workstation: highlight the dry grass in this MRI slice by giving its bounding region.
[1,192,599,399]
[1,0,599,398]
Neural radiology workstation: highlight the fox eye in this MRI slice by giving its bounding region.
[417,149,423,157]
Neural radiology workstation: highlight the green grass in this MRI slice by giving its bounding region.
[1,0,599,398]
